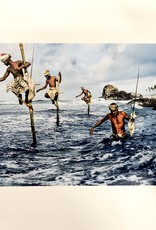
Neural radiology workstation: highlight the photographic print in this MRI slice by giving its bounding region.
[0,43,155,186]
[1,1,156,230]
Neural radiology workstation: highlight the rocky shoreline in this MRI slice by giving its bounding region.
[101,84,156,109]
[130,98,156,110]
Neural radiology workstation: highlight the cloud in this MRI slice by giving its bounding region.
[0,43,156,101]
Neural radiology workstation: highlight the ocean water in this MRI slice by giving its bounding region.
[0,98,156,186]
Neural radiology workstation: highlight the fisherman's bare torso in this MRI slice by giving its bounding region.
[106,111,129,135]
[46,76,58,88]
[2,59,31,80]
[82,89,91,97]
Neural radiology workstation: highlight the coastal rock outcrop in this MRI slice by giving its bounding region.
[129,97,156,109]
[102,84,143,100]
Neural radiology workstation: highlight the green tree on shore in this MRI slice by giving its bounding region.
[146,85,156,93]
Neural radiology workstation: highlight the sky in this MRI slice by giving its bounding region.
[0,43,155,102]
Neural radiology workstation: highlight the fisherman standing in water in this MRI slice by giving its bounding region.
[0,53,31,104]
[36,70,62,107]
[90,103,134,140]
[76,87,92,104]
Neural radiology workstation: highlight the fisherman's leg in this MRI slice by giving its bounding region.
[53,92,59,108]
[25,90,29,103]
[18,94,23,105]
[81,96,85,102]
[45,93,50,99]
[9,86,23,105]
[110,133,120,141]
[55,100,59,109]
[54,93,58,105]
[12,91,23,105]
[87,95,91,103]
[54,92,58,101]
[44,92,55,104]
[120,134,128,147]
[101,137,112,146]
[85,98,89,104]
[51,99,59,110]
[17,78,29,103]
[84,96,89,104]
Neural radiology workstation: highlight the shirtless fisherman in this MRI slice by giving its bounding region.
[90,103,134,140]
[76,87,92,104]
[36,70,62,106]
[0,53,31,104]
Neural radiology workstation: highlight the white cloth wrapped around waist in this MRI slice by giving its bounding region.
[6,76,29,96]
[47,87,58,100]
[111,133,127,139]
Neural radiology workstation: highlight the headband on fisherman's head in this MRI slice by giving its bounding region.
[44,70,51,76]
[0,53,11,62]
[109,103,118,111]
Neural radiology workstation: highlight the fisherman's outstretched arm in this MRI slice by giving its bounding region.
[90,115,109,135]
[36,82,48,92]
[76,92,83,98]
[0,70,10,82]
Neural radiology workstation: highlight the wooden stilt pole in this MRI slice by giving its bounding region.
[87,103,90,115]
[87,95,92,115]
[56,73,61,126]
[19,43,37,146]
[56,106,59,126]
[56,94,59,126]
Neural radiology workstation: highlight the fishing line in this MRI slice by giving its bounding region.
[30,44,35,77]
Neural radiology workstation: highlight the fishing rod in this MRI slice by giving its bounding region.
[132,66,140,113]
[128,66,140,137]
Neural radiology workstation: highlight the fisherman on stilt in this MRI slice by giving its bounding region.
[76,86,92,114]
[36,70,62,108]
[0,48,36,146]
[0,53,31,104]
[18,43,36,146]
[76,87,92,104]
